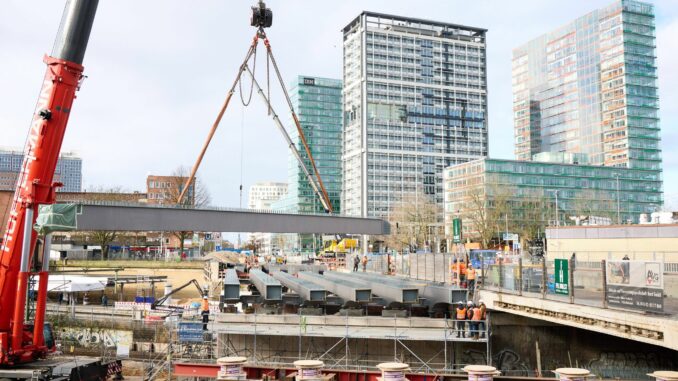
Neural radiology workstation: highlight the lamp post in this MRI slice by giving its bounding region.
[554,190,559,227]
[615,173,621,224]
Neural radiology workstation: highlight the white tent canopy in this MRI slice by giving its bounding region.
[39,275,108,292]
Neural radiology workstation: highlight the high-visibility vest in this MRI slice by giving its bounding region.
[456,307,466,320]
[472,307,482,321]
[202,299,210,312]
[467,269,476,280]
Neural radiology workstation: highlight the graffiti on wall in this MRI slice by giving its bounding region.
[462,349,529,376]
[60,327,133,348]
[588,352,674,380]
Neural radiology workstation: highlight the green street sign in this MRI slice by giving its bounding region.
[554,259,569,295]
[452,218,462,243]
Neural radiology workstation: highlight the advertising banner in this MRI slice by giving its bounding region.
[606,260,663,312]
[554,259,569,295]
[452,219,462,243]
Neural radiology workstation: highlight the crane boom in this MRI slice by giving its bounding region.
[0,0,98,364]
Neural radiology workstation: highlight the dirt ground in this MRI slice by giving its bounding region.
[56,267,207,303]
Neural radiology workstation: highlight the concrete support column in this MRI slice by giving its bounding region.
[294,360,324,381]
[377,362,409,381]
[216,356,247,381]
[554,368,590,381]
[463,365,499,381]
[648,371,678,381]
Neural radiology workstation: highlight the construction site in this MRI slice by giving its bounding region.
[1,0,677,380]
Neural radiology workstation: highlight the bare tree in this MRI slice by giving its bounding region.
[164,166,211,257]
[460,184,511,249]
[383,193,440,252]
[514,189,555,245]
[74,186,131,260]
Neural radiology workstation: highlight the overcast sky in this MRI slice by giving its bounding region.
[2,0,677,210]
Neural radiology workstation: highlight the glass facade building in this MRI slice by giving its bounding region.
[513,0,661,178]
[444,158,663,234]
[0,148,82,192]
[273,76,342,214]
[342,12,488,219]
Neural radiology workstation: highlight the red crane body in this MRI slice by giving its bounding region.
[0,0,97,364]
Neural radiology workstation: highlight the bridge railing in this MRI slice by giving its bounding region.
[480,258,677,315]
[545,250,678,274]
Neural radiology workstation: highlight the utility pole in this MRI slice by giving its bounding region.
[615,174,621,224]
[554,190,559,227]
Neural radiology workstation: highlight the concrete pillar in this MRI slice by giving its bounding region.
[294,360,324,381]
[216,356,247,381]
[554,368,590,381]
[463,365,500,381]
[648,371,678,381]
[376,362,409,381]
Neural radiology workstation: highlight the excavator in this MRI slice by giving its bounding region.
[0,0,332,377]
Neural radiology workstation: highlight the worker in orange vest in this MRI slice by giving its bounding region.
[201,295,210,330]
[470,302,483,340]
[455,301,467,338]
[478,299,487,338]
[467,265,477,291]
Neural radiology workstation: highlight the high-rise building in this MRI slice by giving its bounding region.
[342,12,488,219]
[513,0,661,176]
[274,76,342,214]
[0,148,82,192]
[247,182,288,210]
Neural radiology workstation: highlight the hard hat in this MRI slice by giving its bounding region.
[203,296,208,299]
[457,301,463,305]
[479,299,484,304]
[467,301,473,305]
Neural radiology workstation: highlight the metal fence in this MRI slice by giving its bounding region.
[348,253,464,283]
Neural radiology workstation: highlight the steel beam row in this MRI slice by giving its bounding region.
[271,271,327,302]
[249,269,282,301]
[298,272,372,302]
[323,272,418,303]
[349,271,467,305]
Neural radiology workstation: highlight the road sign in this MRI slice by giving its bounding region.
[215,245,222,251]
[502,233,519,241]
[452,218,462,243]
[554,259,569,295]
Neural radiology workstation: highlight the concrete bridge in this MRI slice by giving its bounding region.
[70,202,390,234]
[478,288,678,351]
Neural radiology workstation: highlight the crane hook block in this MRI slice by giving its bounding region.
[250,1,272,28]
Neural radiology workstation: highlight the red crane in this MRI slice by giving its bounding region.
[0,0,98,364]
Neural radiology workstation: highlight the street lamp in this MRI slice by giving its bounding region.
[614,173,621,225]
[554,190,559,227]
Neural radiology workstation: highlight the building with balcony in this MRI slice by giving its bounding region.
[512,0,661,178]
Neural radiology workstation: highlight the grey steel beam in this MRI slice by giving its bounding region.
[249,269,282,301]
[349,272,467,305]
[297,272,372,303]
[223,269,240,303]
[323,272,418,303]
[70,203,389,234]
[271,271,327,302]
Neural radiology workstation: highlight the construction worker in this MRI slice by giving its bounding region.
[471,302,483,340]
[201,295,210,330]
[353,255,360,272]
[478,300,487,338]
[361,255,368,272]
[455,301,467,338]
[466,301,475,338]
[467,264,477,292]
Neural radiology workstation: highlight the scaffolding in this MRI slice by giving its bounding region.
[214,312,491,374]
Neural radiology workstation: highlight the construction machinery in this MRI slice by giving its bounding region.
[0,0,334,377]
